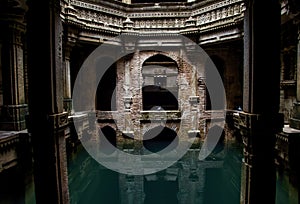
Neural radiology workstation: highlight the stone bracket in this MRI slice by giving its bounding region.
[48,112,69,130]
[189,96,200,105]
[124,96,133,112]
[188,130,200,138]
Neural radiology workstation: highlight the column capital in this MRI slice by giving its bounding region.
[0,0,27,21]
[64,36,76,60]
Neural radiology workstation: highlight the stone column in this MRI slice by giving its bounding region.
[288,20,300,204]
[239,1,282,204]
[27,0,70,203]
[290,26,300,129]
[0,1,28,130]
[63,42,74,115]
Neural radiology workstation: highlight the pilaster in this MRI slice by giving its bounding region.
[241,0,282,203]
[63,40,75,115]
[27,0,70,203]
[290,26,300,129]
[0,1,28,130]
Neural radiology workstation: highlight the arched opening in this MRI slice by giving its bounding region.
[143,126,178,153]
[99,126,117,154]
[142,54,178,110]
[205,55,225,110]
[96,60,116,111]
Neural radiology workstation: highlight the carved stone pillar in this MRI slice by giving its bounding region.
[0,0,28,130]
[188,96,200,137]
[240,1,282,204]
[27,0,70,203]
[63,41,75,115]
[290,26,300,129]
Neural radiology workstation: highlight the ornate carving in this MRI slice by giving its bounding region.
[64,0,244,37]
[124,97,133,111]
[49,112,69,130]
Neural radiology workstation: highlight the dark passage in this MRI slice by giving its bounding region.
[143,85,178,110]
[143,126,178,153]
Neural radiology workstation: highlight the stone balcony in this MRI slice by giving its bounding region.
[62,0,244,44]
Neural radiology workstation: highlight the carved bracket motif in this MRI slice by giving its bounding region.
[124,96,133,111]
[49,112,69,130]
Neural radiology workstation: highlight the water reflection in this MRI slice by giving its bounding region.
[276,169,298,204]
[67,141,244,204]
[0,139,297,203]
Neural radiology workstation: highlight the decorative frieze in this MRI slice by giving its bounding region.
[192,0,244,16]
[64,0,244,39]
[71,0,124,16]
[128,12,191,18]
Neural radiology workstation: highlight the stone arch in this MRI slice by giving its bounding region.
[143,125,178,153]
[141,54,179,110]
[140,52,180,69]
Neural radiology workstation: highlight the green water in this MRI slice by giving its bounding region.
[67,141,244,204]
[0,140,297,203]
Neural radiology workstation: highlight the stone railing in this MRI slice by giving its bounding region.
[202,109,226,120]
[95,111,116,121]
[140,110,182,121]
[0,131,29,172]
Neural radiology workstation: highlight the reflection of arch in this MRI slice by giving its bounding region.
[143,126,178,153]
[206,125,225,155]
[144,173,179,204]
[142,54,179,110]
[99,126,117,154]
[96,58,116,111]
[205,55,225,110]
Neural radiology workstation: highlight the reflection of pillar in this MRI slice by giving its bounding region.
[27,0,70,203]
[240,1,282,204]
[290,27,300,129]
[0,1,28,130]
